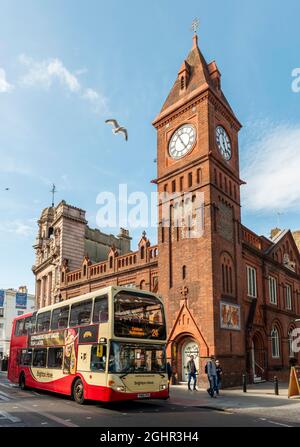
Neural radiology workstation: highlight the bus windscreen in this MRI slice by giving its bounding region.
[109,342,166,374]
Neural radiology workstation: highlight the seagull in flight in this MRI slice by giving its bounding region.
[105,119,128,141]
[4,188,9,191]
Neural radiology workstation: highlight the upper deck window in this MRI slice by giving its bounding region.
[36,311,51,333]
[114,291,166,340]
[69,299,92,327]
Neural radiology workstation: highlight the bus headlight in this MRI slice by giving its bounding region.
[160,384,167,390]
[116,386,126,392]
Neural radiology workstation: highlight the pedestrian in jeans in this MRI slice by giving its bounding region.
[206,355,218,398]
[215,360,223,394]
[187,355,197,391]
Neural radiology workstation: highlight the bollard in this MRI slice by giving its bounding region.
[242,373,247,393]
[274,376,279,395]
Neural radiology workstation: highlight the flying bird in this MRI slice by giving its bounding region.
[105,119,128,141]
[4,188,9,191]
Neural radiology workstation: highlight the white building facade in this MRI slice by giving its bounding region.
[0,286,35,357]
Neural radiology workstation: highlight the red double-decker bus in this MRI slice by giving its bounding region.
[8,286,168,404]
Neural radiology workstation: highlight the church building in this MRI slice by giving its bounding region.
[32,32,300,386]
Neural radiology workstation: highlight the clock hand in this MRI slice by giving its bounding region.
[178,134,187,148]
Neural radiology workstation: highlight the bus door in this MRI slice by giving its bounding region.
[9,347,21,382]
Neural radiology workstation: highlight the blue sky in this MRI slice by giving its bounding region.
[1,0,300,293]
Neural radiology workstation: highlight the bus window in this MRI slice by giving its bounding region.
[36,311,51,333]
[32,349,47,367]
[69,299,92,327]
[20,349,32,366]
[48,347,63,369]
[51,306,69,330]
[29,312,37,334]
[14,319,25,336]
[93,295,108,323]
[90,345,107,372]
[24,317,32,335]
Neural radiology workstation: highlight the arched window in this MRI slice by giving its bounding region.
[182,265,186,280]
[48,227,54,238]
[109,256,113,269]
[140,246,145,260]
[271,326,280,358]
[83,265,87,276]
[196,168,201,184]
[288,327,296,357]
[221,253,234,295]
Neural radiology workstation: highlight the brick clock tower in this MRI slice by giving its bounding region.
[153,31,245,386]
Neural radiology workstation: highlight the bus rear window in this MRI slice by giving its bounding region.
[14,319,25,336]
[36,311,51,333]
[70,299,92,327]
[14,316,33,336]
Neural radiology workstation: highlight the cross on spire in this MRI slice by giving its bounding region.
[50,184,57,207]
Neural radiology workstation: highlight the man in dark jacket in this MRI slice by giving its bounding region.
[215,359,223,394]
[167,362,173,382]
[187,355,197,391]
[206,355,218,398]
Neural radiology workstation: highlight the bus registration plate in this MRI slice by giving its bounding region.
[137,393,150,398]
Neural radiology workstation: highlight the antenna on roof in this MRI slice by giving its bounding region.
[276,211,284,228]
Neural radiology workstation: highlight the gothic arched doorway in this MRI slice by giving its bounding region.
[251,332,266,382]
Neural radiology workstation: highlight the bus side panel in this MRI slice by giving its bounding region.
[23,368,74,396]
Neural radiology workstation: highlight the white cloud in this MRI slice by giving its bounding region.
[82,87,99,101]
[0,68,13,93]
[19,54,80,92]
[19,54,107,113]
[0,219,37,237]
[241,122,300,212]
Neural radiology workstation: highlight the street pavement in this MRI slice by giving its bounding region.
[0,371,299,427]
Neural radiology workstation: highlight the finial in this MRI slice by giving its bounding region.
[190,18,199,48]
[191,18,199,34]
[50,184,57,207]
[142,230,147,238]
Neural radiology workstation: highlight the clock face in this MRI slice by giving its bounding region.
[168,124,196,160]
[216,126,232,161]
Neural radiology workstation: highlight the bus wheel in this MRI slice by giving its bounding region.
[19,373,26,390]
[73,378,85,405]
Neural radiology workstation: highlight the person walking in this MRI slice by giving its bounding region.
[206,355,218,398]
[187,355,197,391]
[167,362,173,382]
[215,359,223,394]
